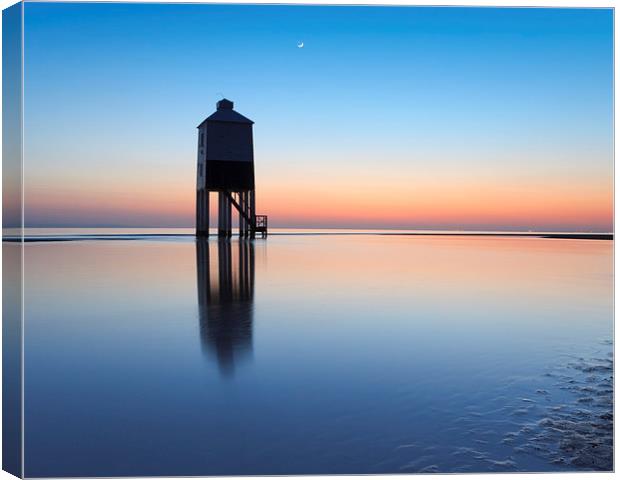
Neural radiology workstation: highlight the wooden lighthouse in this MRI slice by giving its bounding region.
[195,99,267,238]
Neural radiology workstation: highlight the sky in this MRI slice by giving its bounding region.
[23,3,613,231]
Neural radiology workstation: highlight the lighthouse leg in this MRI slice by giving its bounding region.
[225,193,232,238]
[196,189,209,236]
[203,190,209,236]
[229,195,234,238]
[218,192,225,237]
[244,191,249,239]
[195,190,202,235]
[205,191,210,235]
[239,192,244,238]
[240,192,247,238]
[225,192,232,238]
[239,195,243,238]
[249,189,256,239]
[243,191,252,238]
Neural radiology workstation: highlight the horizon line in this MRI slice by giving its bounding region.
[7,226,615,235]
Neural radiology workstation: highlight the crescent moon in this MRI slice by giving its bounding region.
[297,42,304,48]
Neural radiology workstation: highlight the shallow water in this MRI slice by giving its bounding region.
[21,234,612,476]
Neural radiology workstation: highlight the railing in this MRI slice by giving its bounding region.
[255,215,268,232]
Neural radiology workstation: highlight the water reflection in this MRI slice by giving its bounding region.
[196,239,255,376]
[22,236,613,475]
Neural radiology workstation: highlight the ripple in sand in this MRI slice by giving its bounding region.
[512,348,613,471]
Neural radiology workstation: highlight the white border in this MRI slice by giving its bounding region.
[0,1,615,480]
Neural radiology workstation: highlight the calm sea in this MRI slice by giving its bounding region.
[13,230,613,475]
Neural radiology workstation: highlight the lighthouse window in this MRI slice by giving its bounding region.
[200,132,204,146]
[199,164,203,176]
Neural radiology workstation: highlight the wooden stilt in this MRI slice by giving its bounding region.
[218,192,225,237]
[238,192,244,238]
[249,189,256,239]
[245,191,251,238]
[196,189,210,236]
[225,193,230,237]
[197,190,202,235]
[196,190,202,235]
[204,190,209,236]
[225,194,232,237]
[240,192,247,238]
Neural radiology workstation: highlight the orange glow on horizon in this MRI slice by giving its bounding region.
[24,170,613,231]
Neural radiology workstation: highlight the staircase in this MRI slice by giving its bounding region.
[223,191,268,238]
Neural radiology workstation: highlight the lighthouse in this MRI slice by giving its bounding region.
[196,99,267,238]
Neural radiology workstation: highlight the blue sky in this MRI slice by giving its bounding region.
[23,4,613,230]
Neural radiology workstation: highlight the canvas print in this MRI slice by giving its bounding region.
[2,2,614,477]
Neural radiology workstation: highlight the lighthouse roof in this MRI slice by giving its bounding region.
[197,99,254,127]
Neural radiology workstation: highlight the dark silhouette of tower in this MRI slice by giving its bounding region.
[196,239,255,376]
[195,99,267,238]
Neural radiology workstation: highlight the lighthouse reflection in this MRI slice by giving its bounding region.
[196,239,255,377]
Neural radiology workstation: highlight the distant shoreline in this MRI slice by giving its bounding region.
[381,232,614,240]
[2,232,613,242]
